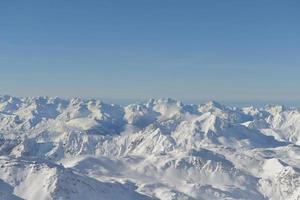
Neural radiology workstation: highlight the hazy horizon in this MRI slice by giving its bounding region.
[2,94,300,108]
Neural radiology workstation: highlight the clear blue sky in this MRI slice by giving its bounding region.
[0,0,300,102]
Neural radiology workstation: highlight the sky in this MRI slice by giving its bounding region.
[0,0,300,103]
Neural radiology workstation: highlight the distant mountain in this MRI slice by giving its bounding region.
[0,96,300,199]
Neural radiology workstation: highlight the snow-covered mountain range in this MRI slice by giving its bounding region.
[0,95,300,200]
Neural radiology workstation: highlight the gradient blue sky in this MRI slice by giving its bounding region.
[0,0,300,102]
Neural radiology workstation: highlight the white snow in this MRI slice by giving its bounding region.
[0,96,300,199]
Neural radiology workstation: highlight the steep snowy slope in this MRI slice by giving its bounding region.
[0,156,152,200]
[0,95,300,199]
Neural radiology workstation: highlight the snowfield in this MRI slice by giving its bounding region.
[0,95,300,200]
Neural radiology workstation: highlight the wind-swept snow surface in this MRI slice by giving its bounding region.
[0,96,300,199]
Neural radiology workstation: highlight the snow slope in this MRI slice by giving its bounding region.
[0,95,300,199]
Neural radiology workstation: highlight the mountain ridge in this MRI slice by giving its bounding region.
[0,96,300,199]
